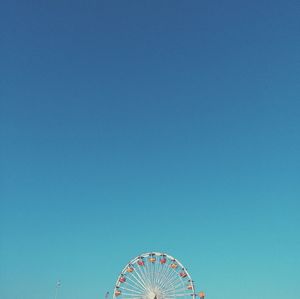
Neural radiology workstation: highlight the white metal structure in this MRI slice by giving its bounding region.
[113,252,196,299]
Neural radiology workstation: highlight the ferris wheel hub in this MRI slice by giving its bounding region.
[146,291,156,299]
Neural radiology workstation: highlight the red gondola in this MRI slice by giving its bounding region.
[137,259,145,266]
[119,276,126,283]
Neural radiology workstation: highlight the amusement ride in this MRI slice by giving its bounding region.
[111,252,205,299]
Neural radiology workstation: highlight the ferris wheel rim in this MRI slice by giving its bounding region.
[113,252,196,299]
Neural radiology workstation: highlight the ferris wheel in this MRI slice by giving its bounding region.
[112,252,204,299]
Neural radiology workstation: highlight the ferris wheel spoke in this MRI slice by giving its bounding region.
[148,260,155,289]
[162,270,175,287]
[154,257,161,287]
[147,260,154,288]
[162,285,188,295]
[162,280,181,296]
[132,266,151,291]
[123,280,144,293]
[130,272,147,289]
[121,294,143,298]
[156,265,172,289]
[165,294,191,298]
[159,269,178,291]
[125,275,145,292]
[119,286,145,295]
[156,262,171,288]
[152,256,159,287]
[137,263,152,290]
[159,259,169,282]
[163,277,184,294]
[159,284,175,297]
[164,265,179,285]
[160,278,177,296]
[163,277,184,289]
[155,263,164,287]
[172,282,188,291]
[173,285,189,293]
[163,281,186,291]
[150,259,156,288]
[127,276,145,291]
[160,283,176,296]
[151,260,157,288]
[156,259,164,286]
[164,268,184,289]
[139,266,153,292]
[122,275,145,291]
[157,264,166,289]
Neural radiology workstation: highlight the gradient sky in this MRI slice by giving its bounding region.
[1,1,299,299]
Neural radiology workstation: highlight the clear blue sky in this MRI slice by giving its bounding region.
[0,1,299,299]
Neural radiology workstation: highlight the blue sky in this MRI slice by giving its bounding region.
[0,1,299,299]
